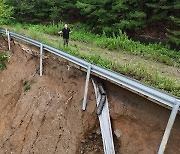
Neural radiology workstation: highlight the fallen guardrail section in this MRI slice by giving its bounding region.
[92,79,115,154]
[0,28,180,154]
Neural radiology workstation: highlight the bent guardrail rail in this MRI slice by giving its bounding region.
[0,28,179,153]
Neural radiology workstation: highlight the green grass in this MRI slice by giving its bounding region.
[9,22,179,66]
[5,23,179,67]
[0,52,9,71]
[62,47,180,97]
[2,23,180,97]
[22,80,35,92]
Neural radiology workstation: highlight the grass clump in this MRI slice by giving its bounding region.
[0,52,9,71]
[23,80,32,92]
[118,63,180,97]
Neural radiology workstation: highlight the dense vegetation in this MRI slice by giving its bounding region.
[0,0,13,24]
[4,0,180,45]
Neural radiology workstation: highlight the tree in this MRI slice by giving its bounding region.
[167,16,180,45]
[0,0,13,24]
[112,0,147,31]
[6,0,77,23]
[76,0,147,34]
[6,0,35,22]
[146,0,180,44]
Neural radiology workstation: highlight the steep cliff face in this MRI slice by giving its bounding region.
[0,38,180,154]
[0,38,100,154]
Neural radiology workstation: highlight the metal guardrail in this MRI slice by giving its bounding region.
[1,29,179,108]
[0,28,180,153]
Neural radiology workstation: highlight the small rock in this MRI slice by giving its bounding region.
[94,148,99,152]
[81,139,86,143]
[114,129,122,138]
[96,129,101,135]
[80,150,84,154]
[92,130,96,134]
[89,135,93,139]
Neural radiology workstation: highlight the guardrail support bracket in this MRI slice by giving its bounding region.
[40,43,43,76]
[82,64,92,111]
[7,30,11,51]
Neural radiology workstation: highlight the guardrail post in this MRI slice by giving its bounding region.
[7,30,11,51]
[82,64,92,111]
[158,100,180,154]
[40,43,43,76]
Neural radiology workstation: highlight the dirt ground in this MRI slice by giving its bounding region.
[0,37,180,154]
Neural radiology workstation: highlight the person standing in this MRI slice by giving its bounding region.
[58,24,72,46]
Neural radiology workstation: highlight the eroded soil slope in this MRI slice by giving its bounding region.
[0,37,99,154]
[0,37,180,154]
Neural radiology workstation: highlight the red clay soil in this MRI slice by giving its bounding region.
[0,37,180,154]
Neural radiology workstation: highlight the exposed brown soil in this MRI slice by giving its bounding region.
[0,37,180,154]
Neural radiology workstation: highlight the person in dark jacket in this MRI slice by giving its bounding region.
[58,24,72,46]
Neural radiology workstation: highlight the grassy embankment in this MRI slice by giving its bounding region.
[2,23,180,97]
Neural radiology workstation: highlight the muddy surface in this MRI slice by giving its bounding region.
[0,37,180,154]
